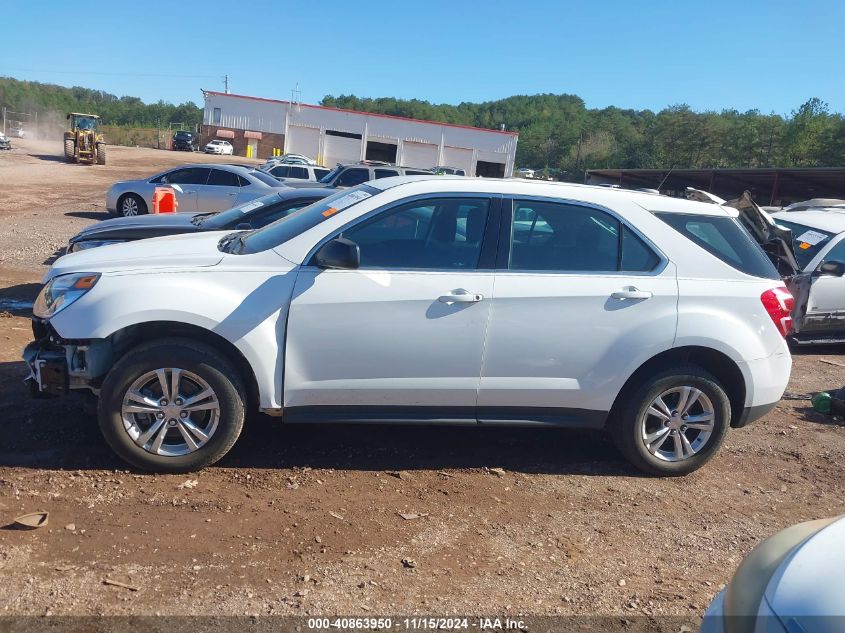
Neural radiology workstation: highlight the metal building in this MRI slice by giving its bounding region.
[201,91,518,177]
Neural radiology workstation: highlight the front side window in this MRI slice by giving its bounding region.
[336,168,370,187]
[341,198,490,270]
[288,166,309,179]
[314,168,330,180]
[270,165,290,177]
[165,167,210,185]
[657,212,779,280]
[509,200,620,272]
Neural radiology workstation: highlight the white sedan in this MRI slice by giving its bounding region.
[703,515,845,633]
[203,139,234,155]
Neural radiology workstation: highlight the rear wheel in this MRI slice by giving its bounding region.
[96,143,106,165]
[609,366,730,476]
[64,139,74,161]
[98,339,246,472]
[118,193,147,217]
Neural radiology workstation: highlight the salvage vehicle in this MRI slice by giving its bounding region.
[106,164,286,217]
[25,177,792,474]
[262,163,330,182]
[203,139,234,155]
[261,153,317,167]
[68,188,332,252]
[281,162,433,189]
[171,130,198,152]
[719,192,845,345]
[702,514,845,633]
[0,133,11,150]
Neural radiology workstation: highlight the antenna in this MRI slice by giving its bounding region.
[291,83,302,112]
[224,74,229,94]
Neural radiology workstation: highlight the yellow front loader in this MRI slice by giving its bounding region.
[64,113,106,165]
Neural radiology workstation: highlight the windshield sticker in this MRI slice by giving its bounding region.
[794,230,829,247]
[322,207,339,218]
[331,190,372,211]
[238,200,265,214]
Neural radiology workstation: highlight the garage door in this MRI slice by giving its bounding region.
[287,125,320,162]
[323,134,362,167]
[401,142,439,169]
[442,146,474,175]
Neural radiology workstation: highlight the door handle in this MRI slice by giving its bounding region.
[438,289,483,304]
[611,286,652,300]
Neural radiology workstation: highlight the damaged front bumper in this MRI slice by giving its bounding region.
[23,319,112,398]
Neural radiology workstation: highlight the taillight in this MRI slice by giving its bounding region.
[761,286,794,337]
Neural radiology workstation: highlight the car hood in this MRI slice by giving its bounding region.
[47,230,229,281]
[73,213,201,238]
[765,516,845,622]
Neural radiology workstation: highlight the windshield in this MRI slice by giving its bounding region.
[319,166,343,184]
[201,192,284,229]
[231,184,381,254]
[774,219,836,270]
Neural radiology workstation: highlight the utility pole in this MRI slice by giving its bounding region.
[224,74,229,94]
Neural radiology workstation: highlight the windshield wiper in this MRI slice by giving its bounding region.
[190,212,217,227]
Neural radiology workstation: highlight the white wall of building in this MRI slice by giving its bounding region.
[203,92,518,176]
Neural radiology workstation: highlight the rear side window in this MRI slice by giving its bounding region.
[374,169,400,179]
[656,212,779,280]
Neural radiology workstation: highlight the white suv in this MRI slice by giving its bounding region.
[24,177,793,475]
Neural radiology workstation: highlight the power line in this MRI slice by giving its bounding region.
[0,67,219,80]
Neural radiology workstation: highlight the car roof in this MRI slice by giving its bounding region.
[367,176,734,216]
[173,163,255,174]
[772,209,845,234]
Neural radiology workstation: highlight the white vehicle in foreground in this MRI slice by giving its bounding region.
[203,139,234,155]
[25,177,793,474]
[702,515,845,633]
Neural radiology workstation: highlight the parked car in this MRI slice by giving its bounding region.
[106,164,286,217]
[172,131,198,152]
[25,178,792,474]
[0,133,11,150]
[516,168,535,178]
[261,153,317,166]
[262,163,331,182]
[702,515,845,633]
[281,162,433,189]
[68,188,333,252]
[203,139,234,155]
[769,206,845,344]
[432,166,467,176]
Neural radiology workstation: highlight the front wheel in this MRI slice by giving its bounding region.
[98,339,246,472]
[609,366,730,476]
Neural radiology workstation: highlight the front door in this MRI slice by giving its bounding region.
[163,166,210,213]
[478,198,678,425]
[283,195,498,422]
[800,236,845,335]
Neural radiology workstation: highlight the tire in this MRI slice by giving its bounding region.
[118,193,147,217]
[608,365,730,476]
[64,139,74,161]
[96,143,106,165]
[98,338,246,473]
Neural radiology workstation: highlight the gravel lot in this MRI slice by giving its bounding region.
[1,138,844,624]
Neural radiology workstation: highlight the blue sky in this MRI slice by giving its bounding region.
[1,0,842,115]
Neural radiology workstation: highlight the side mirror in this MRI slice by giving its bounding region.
[235,222,252,230]
[314,237,360,270]
[818,260,845,277]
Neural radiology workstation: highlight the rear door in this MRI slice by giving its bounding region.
[163,167,210,212]
[478,197,678,424]
[199,168,241,211]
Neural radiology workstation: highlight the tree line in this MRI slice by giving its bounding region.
[322,94,845,180]
[3,77,843,179]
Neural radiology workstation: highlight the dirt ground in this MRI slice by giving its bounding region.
[1,137,844,622]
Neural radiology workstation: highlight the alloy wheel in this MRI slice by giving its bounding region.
[121,197,139,216]
[639,386,715,462]
[120,368,220,457]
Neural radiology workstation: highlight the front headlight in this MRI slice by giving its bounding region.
[33,273,100,319]
[69,239,123,252]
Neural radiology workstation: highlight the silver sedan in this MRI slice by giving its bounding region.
[106,164,288,217]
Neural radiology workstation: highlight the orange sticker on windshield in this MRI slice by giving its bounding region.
[322,207,339,218]
[799,242,811,250]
